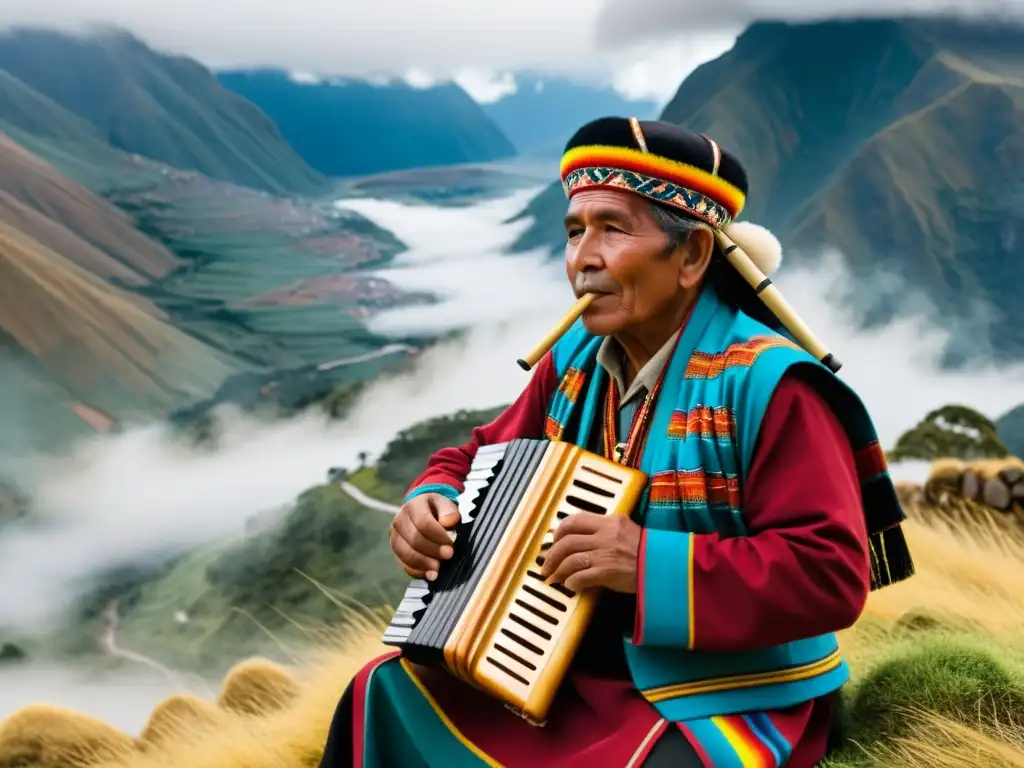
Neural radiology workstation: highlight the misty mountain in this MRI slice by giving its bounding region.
[0,28,325,196]
[0,36,424,454]
[507,18,1024,360]
[482,73,658,156]
[216,69,517,177]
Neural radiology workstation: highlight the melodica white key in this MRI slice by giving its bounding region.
[383,579,432,643]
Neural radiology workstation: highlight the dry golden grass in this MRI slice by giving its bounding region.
[7,488,1024,767]
[216,658,302,716]
[136,694,226,750]
[93,622,390,768]
[840,508,1024,657]
[867,710,1024,768]
[0,704,134,767]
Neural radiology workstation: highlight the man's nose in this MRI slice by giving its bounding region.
[569,232,605,273]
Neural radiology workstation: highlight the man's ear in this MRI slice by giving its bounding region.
[678,226,715,289]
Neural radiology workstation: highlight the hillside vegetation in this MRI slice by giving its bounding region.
[60,406,506,673]
[509,18,1024,360]
[0,130,177,282]
[0,218,240,420]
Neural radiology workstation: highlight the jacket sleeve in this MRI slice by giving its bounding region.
[631,373,871,650]
[404,351,560,504]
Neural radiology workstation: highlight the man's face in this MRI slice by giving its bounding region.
[563,189,705,338]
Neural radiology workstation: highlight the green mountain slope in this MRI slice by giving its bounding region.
[0,131,179,282]
[111,170,412,371]
[0,28,325,196]
[508,19,1024,359]
[217,69,517,177]
[0,66,170,193]
[0,219,242,447]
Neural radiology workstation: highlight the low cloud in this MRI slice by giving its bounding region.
[1,186,1021,640]
[0,1,725,103]
[0,187,571,630]
[0,1,599,85]
[595,0,1024,43]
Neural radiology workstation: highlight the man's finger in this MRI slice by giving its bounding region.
[427,495,462,529]
[553,512,609,541]
[392,535,440,578]
[395,509,452,560]
[408,500,459,547]
[540,533,595,578]
[564,566,604,593]
[545,550,594,588]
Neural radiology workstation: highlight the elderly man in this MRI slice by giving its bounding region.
[319,117,913,767]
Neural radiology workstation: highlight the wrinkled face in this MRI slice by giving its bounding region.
[563,189,709,338]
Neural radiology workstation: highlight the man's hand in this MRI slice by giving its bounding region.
[390,493,461,582]
[540,513,642,593]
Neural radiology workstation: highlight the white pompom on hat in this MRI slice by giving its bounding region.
[721,221,783,275]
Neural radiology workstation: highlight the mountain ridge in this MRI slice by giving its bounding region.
[507,17,1024,360]
[480,72,659,155]
[0,28,326,196]
[217,68,517,177]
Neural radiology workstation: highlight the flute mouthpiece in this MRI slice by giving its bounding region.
[516,293,596,371]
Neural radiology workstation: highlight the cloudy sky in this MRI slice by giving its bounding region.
[0,0,1020,103]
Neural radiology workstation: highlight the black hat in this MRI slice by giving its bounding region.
[560,116,782,274]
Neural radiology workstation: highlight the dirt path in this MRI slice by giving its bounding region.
[317,343,415,371]
[94,481,402,694]
[338,481,401,515]
[100,600,214,695]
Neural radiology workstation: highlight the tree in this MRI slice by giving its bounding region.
[889,404,1010,461]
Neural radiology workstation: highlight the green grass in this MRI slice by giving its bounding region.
[823,632,1024,766]
[345,466,405,505]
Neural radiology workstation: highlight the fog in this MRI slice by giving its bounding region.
[595,0,1024,42]
[2,186,1023,731]
[0,663,200,736]
[0,1,728,103]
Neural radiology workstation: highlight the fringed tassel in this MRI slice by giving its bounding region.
[868,525,915,591]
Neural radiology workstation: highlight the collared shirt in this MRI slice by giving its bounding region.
[596,329,682,408]
[590,329,681,457]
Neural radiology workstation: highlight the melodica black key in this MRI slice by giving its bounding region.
[382,440,546,663]
[415,439,546,654]
[381,441,509,654]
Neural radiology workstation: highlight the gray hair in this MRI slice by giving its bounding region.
[645,201,709,253]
